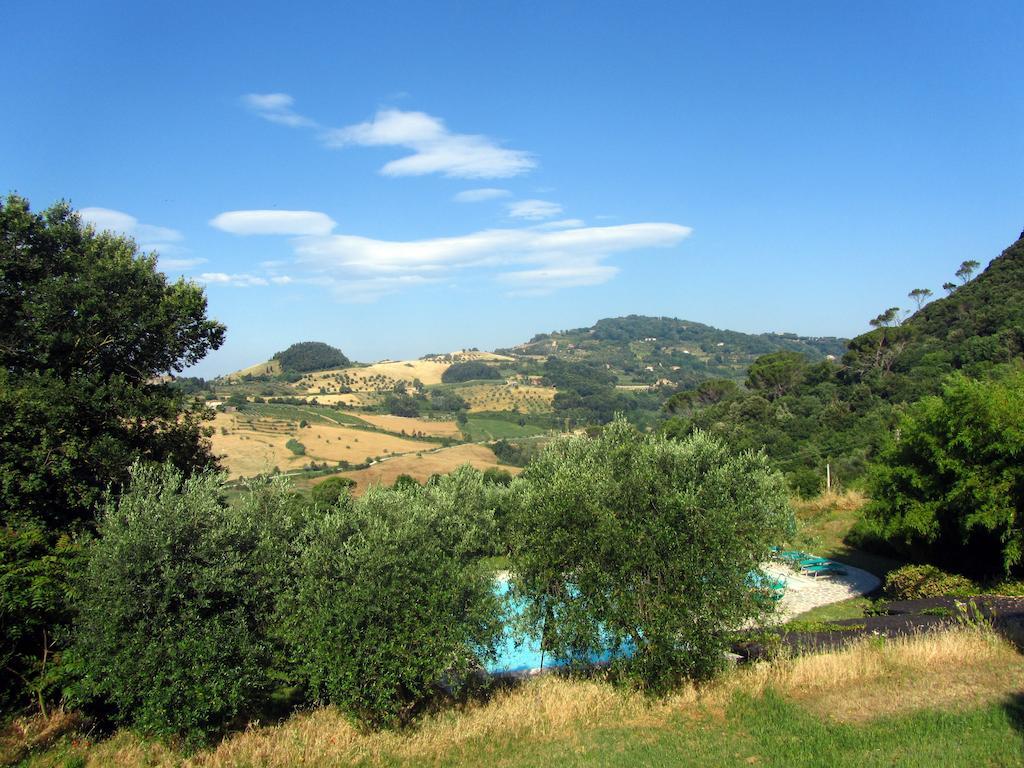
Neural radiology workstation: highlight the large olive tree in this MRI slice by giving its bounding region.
[507,418,793,691]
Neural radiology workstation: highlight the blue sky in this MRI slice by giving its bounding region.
[4,1,1022,377]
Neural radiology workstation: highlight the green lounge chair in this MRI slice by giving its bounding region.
[801,562,847,578]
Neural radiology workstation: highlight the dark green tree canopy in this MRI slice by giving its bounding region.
[440,360,502,383]
[0,195,226,530]
[0,196,224,380]
[860,371,1024,578]
[273,341,350,373]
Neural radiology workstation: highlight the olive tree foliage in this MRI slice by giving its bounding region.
[859,370,1024,578]
[507,418,793,692]
[289,481,502,728]
[71,465,310,746]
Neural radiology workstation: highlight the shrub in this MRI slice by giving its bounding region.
[391,474,419,490]
[310,476,355,506]
[883,564,977,600]
[289,484,501,728]
[70,465,309,746]
[285,439,306,456]
[482,467,513,486]
[507,418,793,692]
[864,371,1024,577]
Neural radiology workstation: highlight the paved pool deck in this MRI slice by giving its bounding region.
[764,560,881,622]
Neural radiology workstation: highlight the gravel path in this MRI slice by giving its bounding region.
[764,559,881,622]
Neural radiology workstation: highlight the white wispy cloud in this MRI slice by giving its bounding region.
[507,199,563,220]
[242,93,536,179]
[211,205,691,300]
[498,262,619,296]
[79,207,184,252]
[453,187,511,203]
[159,256,208,271]
[532,218,585,230]
[197,272,271,287]
[242,93,318,128]
[323,109,536,178]
[209,210,336,236]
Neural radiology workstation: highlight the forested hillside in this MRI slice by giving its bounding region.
[665,231,1024,495]
[501,315,847,389]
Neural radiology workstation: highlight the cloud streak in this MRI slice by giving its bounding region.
[79,207,185,253]
[507,199,563,220]
[242,93,318,128]
[241,93,536,179]
[210,210,337,236]
[209,207,691,300]
[324,109,536,178]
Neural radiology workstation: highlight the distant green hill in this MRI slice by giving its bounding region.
[500,315,847,388]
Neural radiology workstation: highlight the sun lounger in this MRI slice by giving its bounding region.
[801,562,847,578]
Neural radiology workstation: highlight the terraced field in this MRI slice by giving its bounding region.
[454,382,556,413]
[210,412,432,479]
[326,443,519,492]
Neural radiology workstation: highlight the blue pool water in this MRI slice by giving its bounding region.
[485,579,630,674]
[484,574,786,675]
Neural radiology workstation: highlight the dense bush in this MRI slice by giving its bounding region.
[383,392,422,417]
[289,483,501,727]
[71,465,309,746]
[310,476,355,506]
[883,565,976,600]
[273,342,350,373]
[440,360,502,383]
[0,523,89,715]
[863,371,1024,577]
[507,418,793,692]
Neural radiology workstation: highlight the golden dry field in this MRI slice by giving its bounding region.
[17,628,1022,767]
[299,360,452,392]
[209,412,430,479]
[329,443,517,492]
[456,382,556,413]
[354,413,462,437]
[221,359,282,381]
[305,392,380,407]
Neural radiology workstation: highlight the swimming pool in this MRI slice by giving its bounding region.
[484,578,630,674]
[484,574,786,675]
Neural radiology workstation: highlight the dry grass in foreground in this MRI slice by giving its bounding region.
[17,628,1024,768]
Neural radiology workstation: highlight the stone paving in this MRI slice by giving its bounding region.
[764,559,881,623]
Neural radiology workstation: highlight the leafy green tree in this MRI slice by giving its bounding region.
[0,195,224,716]
[0,195,225,531]
[908,288,933,311]
[289,485,501,727]
[310,476,355,506]
[507,418,792,691]
[956,259,981,284]
[391,474,419,490]
[70,465,310,746]
[860,371,1024,577]
[745,351,809,400]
